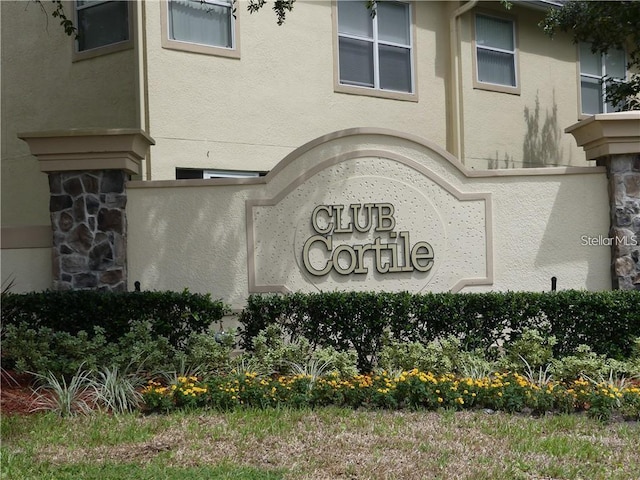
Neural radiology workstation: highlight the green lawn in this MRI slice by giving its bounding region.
[2,408,638,480]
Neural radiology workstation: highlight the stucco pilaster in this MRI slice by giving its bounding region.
[566,113,640,290]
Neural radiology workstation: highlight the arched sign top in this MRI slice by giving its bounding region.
[246,140,493,295]
[265,127,471,182]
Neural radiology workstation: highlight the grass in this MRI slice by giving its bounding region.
[1,408,639,480]
[0,457,284,480]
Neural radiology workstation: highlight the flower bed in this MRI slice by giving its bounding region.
[141,369,640,421]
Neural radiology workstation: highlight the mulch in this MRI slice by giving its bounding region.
[1,370,37,416]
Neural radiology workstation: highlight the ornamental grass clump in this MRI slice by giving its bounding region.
[30,367,97,417]
[93,365,144,414]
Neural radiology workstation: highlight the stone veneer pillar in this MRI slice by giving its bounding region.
[566,112,640,290]
[19,129,155,291]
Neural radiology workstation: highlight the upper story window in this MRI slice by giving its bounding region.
[74,1,132,59]
[162,0,239,58]
[474,13,519,94]
[579,42,626,115]
[335,1,415,99]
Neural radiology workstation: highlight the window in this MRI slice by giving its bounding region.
[162,0,239,58]
[474,13,518,93]
[176,168,264,179]
[579,43,626,115]
[336,1,414,97]
[75,1,131,56]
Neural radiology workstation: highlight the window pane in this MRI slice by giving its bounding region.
[169,0,232,48]
[338,37,374,87]
[77,1,128,51]
[604,80,624,113]
[379,45,411,92]
[378,2,410,45]
[581,77,603,114]
[605,99,618,113]
[579,42,601,76]
[476,15,513,51]
[338,1,372,38]
[477,49,515,86]
[605,48,626,79]
[77,0,104,7]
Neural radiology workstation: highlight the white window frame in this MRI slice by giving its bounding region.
[175,168,263,180]
[161,0,240,59]
[472,12,520,95]
[73,0,133,61]
[203,170,260,179]
[579,43,627,116]
[333,1,417,101]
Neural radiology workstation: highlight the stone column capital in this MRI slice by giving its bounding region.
[18,128,155,176]
[565,112,640,162]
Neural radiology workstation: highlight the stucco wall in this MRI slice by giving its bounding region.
[143,0,450,180]
[1,1,138,227]
[459,3,585,170]
[143,1,591,181]
[127,130,610,309]
[0,248,52,293]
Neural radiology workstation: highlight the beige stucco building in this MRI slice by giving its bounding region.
[2,1,638,297]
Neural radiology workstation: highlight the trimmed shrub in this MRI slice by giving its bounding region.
[1,320,182,377]
[1,289,229,348]
[378,339,455,374]
[183,329,236,376]
[239,290,640,370]
[498,328,557,372]
[1,323,108,376]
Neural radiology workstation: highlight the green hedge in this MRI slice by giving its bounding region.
[238,290,640,371]
[3,289,639,374]
[1,290,229,348]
